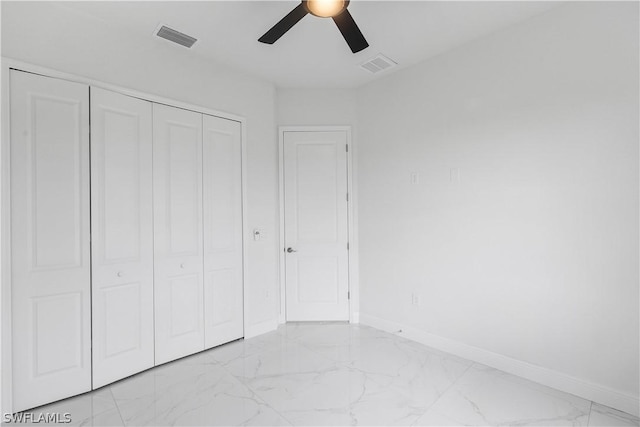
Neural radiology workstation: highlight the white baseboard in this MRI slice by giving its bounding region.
[244,318,278,339]
[360,313,639,417]
[351,311,360,324]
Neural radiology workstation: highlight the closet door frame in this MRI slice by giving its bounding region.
[0,58,249,414]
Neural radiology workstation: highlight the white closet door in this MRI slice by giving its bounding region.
[153,104,205,364]
[10,70,91,411]
[203,115,244,349]
[90,88,154,387]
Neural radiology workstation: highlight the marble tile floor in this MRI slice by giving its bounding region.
[8,322,639,427]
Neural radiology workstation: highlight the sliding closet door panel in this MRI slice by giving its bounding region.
[90,88,154,388]
[153,103,204,364]
[10,70,91,411]
[203,115,244,349]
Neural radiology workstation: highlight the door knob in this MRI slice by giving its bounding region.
[286,247,297,253]
[117,271,123,277]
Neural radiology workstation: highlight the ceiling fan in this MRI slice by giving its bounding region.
[258,0,369,53]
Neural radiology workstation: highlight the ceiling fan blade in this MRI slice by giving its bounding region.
[259,3,309,44]
[332,9,369,53]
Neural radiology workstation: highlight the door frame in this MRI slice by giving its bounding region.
[278,126,359,324]
[0,57,250,414]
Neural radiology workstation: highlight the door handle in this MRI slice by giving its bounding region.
[286,247,297,253]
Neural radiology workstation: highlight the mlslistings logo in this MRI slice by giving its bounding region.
[3,412,72,424]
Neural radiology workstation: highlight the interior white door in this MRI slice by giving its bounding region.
[153,103,205,364]
[202,115,244,348]
[90,88,154,388]
[283,130,350,321]
[10,70,91,411]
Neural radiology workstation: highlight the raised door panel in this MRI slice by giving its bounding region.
[10,70,91,411]
[153,103,204,364]
[283,131,349,321]
[90,87,154,388]
[203,115,243,349]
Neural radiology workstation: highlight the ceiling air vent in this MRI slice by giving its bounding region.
[360,54,397,74]
[155,25,197,48]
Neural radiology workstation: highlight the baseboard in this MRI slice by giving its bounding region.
[244,318,278,339]
[351,311,360,324]
[360,313,639,417]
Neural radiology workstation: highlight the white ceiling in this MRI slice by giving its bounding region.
[58,1,560,89]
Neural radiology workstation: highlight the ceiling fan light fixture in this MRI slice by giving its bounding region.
[305,0,348,18]
[259,0,367,53]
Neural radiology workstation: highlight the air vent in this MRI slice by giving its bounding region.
[155,25,197,48]
[360,54,397,74]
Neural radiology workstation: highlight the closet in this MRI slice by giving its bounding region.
[8,69,245,412]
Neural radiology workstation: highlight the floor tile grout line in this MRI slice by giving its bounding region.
[409,361,476,427]
[211,332,299,426]
[290,334,349,366]
[256,330,307,426]
[587,400,640,425]
[109,386,126,427]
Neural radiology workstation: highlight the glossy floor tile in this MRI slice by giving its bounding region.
[5,388,123,426]
[7,322,639,426]
[588,403,640,427]
[414,364,591,426]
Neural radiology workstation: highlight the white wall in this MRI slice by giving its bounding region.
[1,0,279,371]
[357,1,639,414]
[277,89,357,126]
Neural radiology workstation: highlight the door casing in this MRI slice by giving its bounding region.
[278,126,359,324]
